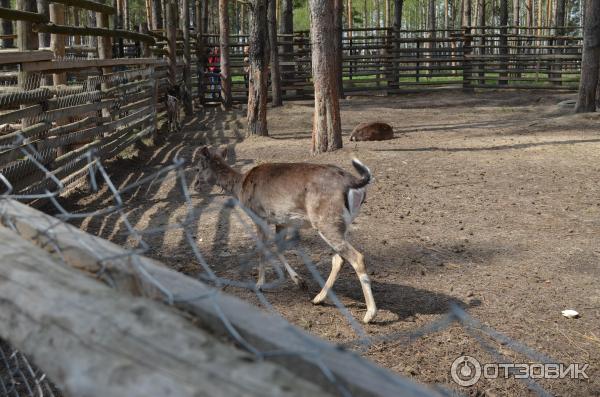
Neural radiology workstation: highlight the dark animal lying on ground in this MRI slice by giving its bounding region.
[349,122,394,141]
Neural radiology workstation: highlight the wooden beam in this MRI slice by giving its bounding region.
[0,226,333,397]
[0,6,48,22]
[22,57,164,72]
[0,199,447,397]
[0,49,53,64]
[49,0,114,14]
[32,22,156,44]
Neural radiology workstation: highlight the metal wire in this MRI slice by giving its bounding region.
[0,75,558,397]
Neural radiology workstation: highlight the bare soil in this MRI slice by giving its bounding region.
[58,90,600,396]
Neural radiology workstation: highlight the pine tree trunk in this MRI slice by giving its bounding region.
[309,0,342,154]
[247,0,269,136]
[123,0,129,30]
[195,0,206,105]
[575,0,600,113]
[390,0,403,88]
[279,0,292,88]
[513,0,520,27]
[182,0,193,114]
[385,0,390,26]
[555,0,565,32]
[152,0,162,29]
[268,0,282,106]
[335,0,344,98]
[499,0,508,85]
[166,0,177,89]
[219,0,232,109]
[428,0,435,31]
[462,0,471,26]
[444,0,449,30]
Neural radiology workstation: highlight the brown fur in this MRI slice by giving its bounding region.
[193,146,378,323]
[349,122,394,141]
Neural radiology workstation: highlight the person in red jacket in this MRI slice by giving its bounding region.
[207,47,221,99]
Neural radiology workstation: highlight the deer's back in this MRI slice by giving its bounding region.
[238,163,358,225]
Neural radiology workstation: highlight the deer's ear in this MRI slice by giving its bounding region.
[216,146,228,160]
[200,146,210,158]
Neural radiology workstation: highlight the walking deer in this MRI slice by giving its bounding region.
[193,147,377,323]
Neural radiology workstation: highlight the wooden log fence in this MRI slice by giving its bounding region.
[0,198,449,397]
[0,7,585,195]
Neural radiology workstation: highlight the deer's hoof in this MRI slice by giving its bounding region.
[255,281,265,292]
[362,309,377,324]
[311,292,326,305]
[292,275,308,290]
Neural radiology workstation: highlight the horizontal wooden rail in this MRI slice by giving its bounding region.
[49,0,115,14]
[32,22,156,44]
[0,7,48,23]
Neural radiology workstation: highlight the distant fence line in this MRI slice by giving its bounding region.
[194,26,582,100]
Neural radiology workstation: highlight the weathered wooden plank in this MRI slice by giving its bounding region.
[22,57,162,72]
[0,226,333,397]
[0,6,48,23]
[0,104,43,125]
[0,199,446,397]
[48,0,114,13]
[0,50,53,65]
[33,22,156,44]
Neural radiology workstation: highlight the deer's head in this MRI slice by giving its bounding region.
[193,146,228,192]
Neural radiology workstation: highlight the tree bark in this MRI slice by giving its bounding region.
[462,0,471,26]
[499,0,508,85]
[279,0,293,87]
[166,0,177,89]
[385,0,389,26]
[335,0,344,98]
[219,0,232,109]
[428,0,435,33]
[575,0,600,113]
[555,0,565,32]
[268,0,282,106]
[247,0,269,136]
[390,0,403,88]
[182,0,193,114]
[309,0,342,154]
[152,0,162,29]
[195,0,206,105]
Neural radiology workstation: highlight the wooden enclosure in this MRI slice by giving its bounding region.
[0,0,583,202]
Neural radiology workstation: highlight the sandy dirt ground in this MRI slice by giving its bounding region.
[57,90,600,396]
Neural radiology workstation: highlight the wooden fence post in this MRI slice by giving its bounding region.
[166,0,177,90]
[181,0,193,115]
[17,0,40,128]
[194,0,206,106]
[50,3,66,86]
[462,27,473,92]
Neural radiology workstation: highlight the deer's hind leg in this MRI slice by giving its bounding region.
[314,222,377,324]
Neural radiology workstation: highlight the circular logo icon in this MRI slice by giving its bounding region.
[451,355,482,387]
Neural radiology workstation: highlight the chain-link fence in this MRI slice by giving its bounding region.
[0,117,562,397]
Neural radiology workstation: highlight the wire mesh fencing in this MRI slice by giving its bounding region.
[0,122,560,397]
